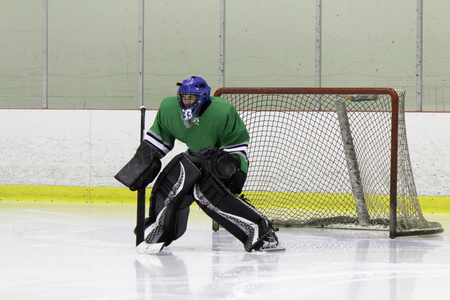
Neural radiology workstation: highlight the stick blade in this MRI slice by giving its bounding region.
[136,241,165,255]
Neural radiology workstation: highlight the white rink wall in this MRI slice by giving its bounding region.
[0,109,187,188]
[0,109,449,197]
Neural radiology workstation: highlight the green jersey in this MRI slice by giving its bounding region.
[145,96,249,173]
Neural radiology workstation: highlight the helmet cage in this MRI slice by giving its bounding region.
[177,92,202,121]
[176,76,211,124]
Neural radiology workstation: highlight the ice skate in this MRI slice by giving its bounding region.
[258,231,285,252]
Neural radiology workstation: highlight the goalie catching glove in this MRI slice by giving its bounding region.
[192,146,247,195]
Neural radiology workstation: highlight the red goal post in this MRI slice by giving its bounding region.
[214,87,443,238]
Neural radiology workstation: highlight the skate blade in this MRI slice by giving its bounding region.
[136,241,165,255]
[260,244,286,252]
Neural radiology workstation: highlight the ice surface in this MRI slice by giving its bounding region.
[1,201,450,300]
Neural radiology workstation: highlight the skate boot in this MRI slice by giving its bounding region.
[250,223,285,252]
[259,230,285,252]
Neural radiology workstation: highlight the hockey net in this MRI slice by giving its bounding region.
[214,87,443,237]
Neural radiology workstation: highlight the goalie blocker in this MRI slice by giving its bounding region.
[115,140,162,191]
[137,147,283,253]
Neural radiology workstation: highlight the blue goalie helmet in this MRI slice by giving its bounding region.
[177,76,211,127]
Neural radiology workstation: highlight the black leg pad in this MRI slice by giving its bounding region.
[146,153,201,245]
[193,171,271,252]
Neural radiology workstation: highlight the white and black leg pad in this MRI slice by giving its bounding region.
[193,172,272,252]
[144,153,201,246]
[115,140,162,191]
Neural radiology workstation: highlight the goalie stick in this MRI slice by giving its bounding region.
[135,106,147,246]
